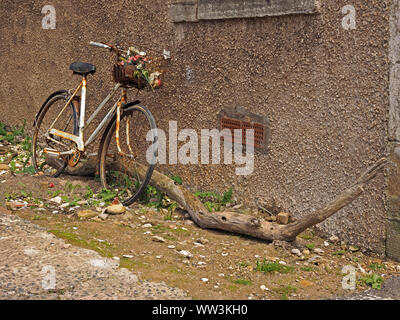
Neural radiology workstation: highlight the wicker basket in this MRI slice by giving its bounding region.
[112,64,147,89]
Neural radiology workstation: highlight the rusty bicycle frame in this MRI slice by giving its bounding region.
[43,43,133,163]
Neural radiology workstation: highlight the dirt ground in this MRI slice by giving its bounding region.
[0,131,399,300]
[0,171,399,300]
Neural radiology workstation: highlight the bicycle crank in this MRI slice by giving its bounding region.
[68,148,82,167]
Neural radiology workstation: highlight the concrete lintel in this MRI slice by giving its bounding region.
[171,0,318,23]
[171,0,199,22]
[198,0,318,20]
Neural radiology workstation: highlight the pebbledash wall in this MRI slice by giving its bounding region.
[1,0,400,260]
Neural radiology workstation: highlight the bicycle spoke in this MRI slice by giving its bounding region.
[32,93,78,176]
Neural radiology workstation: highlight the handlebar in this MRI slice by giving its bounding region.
[89,41,145,58]
[89,41,111,50]
[89,41,129,58]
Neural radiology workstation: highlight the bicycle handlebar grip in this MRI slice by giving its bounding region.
[89,41,111,49]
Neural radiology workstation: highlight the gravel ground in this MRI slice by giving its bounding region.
[0,208,188,300]
[333,276,400,300]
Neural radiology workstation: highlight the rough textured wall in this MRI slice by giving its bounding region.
[0,1,391,255]
[387,0,400,261]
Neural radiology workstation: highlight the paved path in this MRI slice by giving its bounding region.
[0,209,188,300]
[1,208,398,301]
[333,276,400,300]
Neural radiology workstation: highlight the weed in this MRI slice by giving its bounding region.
[233,279,252,285]
[299,231,315,240]
[170,175,183,185]
[9,161,16,172]
[0,122,6,136]
[21,136,32,151]
[254,260,294,274]
[140,185,164,209]
[48,190,61,198]
[222,188,233,205]
[359,274,383,289]
[64,182,81,195]
[4,192,18,201]
[84,186,94,199]
[301,266,313,272]
[306,243,315,250]
[22,166,36,174]
[164,202,177,221]
[332,250,346,256]
[0,120,27,144]
[194,188,233,212]
[20,190,32,198]
[97,188,118,204]
[272,285,297,300]
[368,263,385,271]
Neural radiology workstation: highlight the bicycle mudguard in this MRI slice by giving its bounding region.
[97,99,141,148]
[96,100,141,173]
[33,90,68,128]
[33,91,80,129]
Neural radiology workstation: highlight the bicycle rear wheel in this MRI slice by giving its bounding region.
[99,103,157,206]
[32,91,79,177]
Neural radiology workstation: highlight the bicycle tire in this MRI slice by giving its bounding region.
[32,91,79,177]
[99,103,157,206]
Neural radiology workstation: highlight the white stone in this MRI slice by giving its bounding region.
[329,235,340,243]
[107,204,126,215]
[88,259,116,269]
[193,242,205,247]
[50,196,62,204]
[291,249,302,256]
[152,236,166,243]
[179,250,193,258]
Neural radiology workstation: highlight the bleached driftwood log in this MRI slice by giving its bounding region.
[46,156,386,242]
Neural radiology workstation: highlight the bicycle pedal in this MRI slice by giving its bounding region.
[43,148,61,156]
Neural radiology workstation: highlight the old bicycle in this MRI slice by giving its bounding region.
[32,42,161,205]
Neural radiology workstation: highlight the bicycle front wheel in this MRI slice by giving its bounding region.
[99,103,157,206]
[32,91,79,177]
